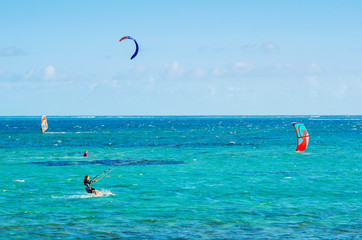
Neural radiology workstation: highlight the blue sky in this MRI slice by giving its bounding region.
[1,0,361,115]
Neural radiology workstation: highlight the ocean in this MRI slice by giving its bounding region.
[0,116,361,239]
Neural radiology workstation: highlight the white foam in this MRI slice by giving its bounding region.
[309,118,361,121]
[52,189,115,199]
[13,180,25,182]
[97,189,115,197]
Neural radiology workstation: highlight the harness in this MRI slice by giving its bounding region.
[84,180,94,192]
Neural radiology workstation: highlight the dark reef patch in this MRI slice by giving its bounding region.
[31,159,186,167]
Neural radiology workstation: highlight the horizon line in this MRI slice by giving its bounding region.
[1,114,361,118]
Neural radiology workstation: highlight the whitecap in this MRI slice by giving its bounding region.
[52,189,115,199]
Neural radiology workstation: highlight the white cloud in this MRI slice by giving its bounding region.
[163,61,185,79]
[336,79,347,98]
[111,80,120,88]
[193,68,207,78]
[148,77,155,84]
[350,77,362,92]
[89,83,98,92]
[308,77,320,88]
[44,65,56,80]
[336,84,347,98]
[208,85,216,98]
[226,86,240,91]
[212,67,225,76]
[309,63,321,73]
[241,44,259,53]
[263,43,278,53]
[269,62,322,76]
[24,70,34,80]
[233,61,253,71]
[103,78,122,88]
[0,47,26,56]
[308,76,321,98]
[136,64,146,74]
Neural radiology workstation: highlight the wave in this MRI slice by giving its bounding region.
[45,132,67,134]
[308,118,362,121]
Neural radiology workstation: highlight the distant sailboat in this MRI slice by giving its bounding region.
[41,115,48,133]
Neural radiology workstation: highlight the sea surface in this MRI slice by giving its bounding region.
[0,116,361,239]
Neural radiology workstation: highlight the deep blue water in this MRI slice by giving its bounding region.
[0,116,361,239]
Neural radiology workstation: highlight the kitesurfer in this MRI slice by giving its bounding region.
[83,150,88,157]
[84,175,101,196]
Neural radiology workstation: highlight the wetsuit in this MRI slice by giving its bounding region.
[84,179,95,193]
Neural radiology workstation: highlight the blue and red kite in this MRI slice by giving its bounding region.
[292,122,309,151]
[119,36,139,60]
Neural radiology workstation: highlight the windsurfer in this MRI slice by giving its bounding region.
[41,115,48,133]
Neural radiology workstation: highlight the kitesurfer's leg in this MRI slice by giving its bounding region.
[93,189,101,196]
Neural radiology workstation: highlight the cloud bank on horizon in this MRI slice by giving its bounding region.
[0,1,361,115]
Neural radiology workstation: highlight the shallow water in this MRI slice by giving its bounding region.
[0,116,361,239]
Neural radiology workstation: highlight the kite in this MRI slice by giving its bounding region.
[119,36,139,60]
[292,122,309,151]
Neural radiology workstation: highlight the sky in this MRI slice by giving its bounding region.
[1,0,361,116]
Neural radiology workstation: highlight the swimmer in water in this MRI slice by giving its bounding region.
[83,150,88,157]
[84,175,101,196]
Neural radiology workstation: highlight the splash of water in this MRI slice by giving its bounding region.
[52,189,115,199]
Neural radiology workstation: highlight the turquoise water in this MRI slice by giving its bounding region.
[0,116,361,239]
